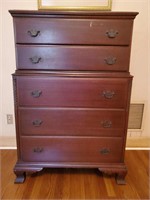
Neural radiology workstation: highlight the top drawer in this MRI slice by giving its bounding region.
[13,18,133,45]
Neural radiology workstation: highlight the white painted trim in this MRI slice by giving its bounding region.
[0,147,17,149]
[126,147,150,150]
[0,147,149,150]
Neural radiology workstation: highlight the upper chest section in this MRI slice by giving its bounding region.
[10,11,138,45]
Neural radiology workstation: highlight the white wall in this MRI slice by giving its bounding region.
[113,0,150,137]
[0,0,149,138]
[1,0,37,137]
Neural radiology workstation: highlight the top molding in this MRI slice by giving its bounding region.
[9,10,139,19]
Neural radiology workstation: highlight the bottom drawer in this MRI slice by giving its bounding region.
[20,137,123,163]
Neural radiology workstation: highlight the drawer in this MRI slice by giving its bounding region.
[16,45,130,71]
[19,108,126,137]
[16,76,131,108]
[20,136,123,163]
[14,18,133,45]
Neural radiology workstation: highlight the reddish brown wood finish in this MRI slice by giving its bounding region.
[16,45,130,71]
[16,76,131,108]
[18,108,126,137]
[20,136,123,163]
[14,18,133,45]
[9,10,138,184]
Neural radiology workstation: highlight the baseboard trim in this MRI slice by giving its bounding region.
[126,147,150,150]
[0,147,17,150]
[0,136,150,150]
[1,145,150,149]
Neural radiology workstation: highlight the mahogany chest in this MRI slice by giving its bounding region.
[10,10,138,184]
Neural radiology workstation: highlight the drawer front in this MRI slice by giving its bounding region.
[14,18,133,45]
[17,45,130,71]
[19,108,126,137]
[20,137,123,163]
[16,76,131,108]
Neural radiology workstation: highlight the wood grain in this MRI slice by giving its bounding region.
[19,108,126,137]
[16,45,130,71]
[1,150,149,199]
[13,17,133,45]
[16,75,130,108]
[9,11,138,184]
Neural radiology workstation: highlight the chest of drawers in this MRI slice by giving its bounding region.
[10,10,138,184]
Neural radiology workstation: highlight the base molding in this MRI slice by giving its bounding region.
[14,161,127,184]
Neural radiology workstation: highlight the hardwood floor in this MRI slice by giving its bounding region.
[1,150,149,199]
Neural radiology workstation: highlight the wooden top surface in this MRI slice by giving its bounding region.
[9,10,138,19]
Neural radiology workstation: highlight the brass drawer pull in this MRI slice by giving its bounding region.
[29,56,42,64]
[106,29,118,38]
[102,91,115,99]
[33,147,43,153]
[31,90,42,98]
[28,30,40,37]
[32,119,43,127]
[100,148,110,155]
[104,57,116,65]
[101,120,112,128]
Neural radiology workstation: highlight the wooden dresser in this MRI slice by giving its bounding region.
[10,10,138,184]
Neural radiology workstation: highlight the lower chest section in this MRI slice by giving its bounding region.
[14,74,131,164]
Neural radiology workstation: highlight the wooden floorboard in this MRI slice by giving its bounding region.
[0,150,149,199]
